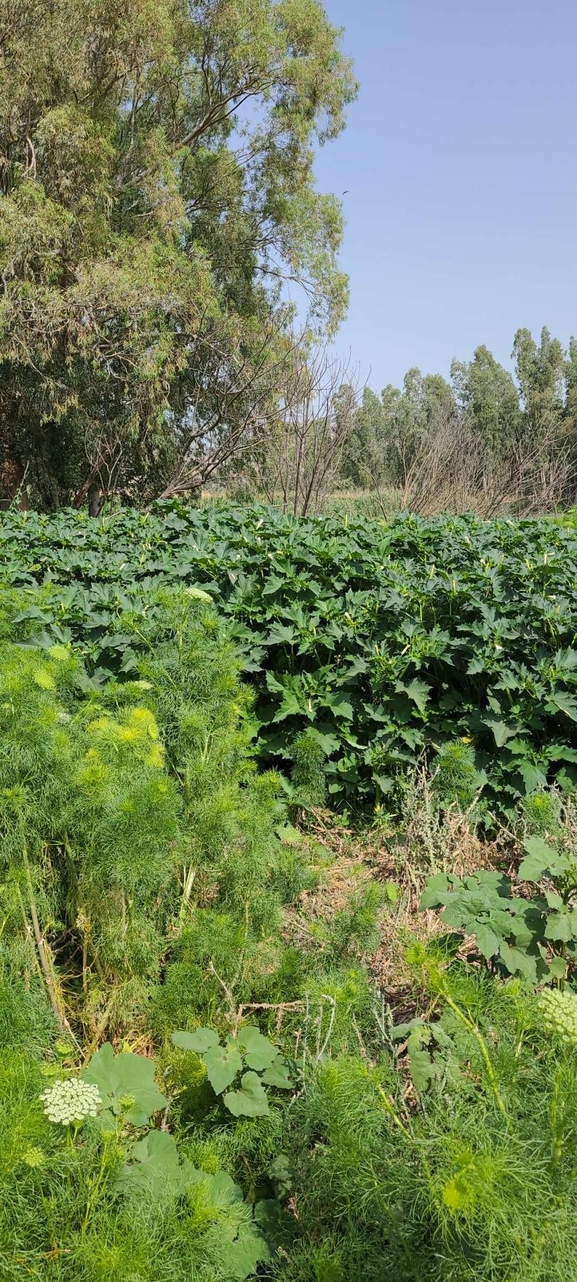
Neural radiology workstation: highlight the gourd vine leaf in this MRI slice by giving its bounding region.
[395,678,431,715]
[519,837,570,881]
[204,1044,244,1094]
[223,1227,271,1282]
[116,1130,195,1201]
[549,691,577,722]
[187,1168,243,1207]
[171,1028,220,1054]
[482,718,518,747]
[236,1026,278,1072]
[498,941,538,983]
[261,1058,293,1089]
[83,1043,167,1126]
[474,923,502,960]
[224,1071,270,1117]
[544,910,575,942]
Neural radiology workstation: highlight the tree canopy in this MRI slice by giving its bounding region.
[0,0,356,509]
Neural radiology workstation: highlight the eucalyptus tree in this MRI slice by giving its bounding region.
[0,0,357,509]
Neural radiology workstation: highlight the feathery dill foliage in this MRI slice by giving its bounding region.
[4,569,577,1278]
[0,588,287,1038]
[273,968,577,1282]
[0,588,301,1278]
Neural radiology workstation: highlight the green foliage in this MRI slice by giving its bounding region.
[6,504,577,1281]
[272,973,577,1281]
[83,1043,167,1127]
[290,728,328,806]
[522,787,563,836]
[431,740,486,809]
[420,825,577,983]
[7,502,577,815]
[172,1026,294,1116]
[323,882,386,961]
[0,588,293,1038]
[0,1045,269,1280]
[0,0,356,509]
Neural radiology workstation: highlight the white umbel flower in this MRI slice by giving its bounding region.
[539,988,577,1048]
[40,1078,102,1125]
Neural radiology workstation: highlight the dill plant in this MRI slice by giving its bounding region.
[0,589,297,1039]
[267,965,577,1282]
[5,582,577,1281]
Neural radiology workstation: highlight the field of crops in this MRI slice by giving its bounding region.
[5,503,577,1282]
[3,503,577,815]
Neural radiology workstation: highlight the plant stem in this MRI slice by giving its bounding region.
[81,1134,112,1233]
[443,993,509,1124]
[22,848,75,1041]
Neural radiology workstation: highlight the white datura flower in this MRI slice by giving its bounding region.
[40,1078,102,1125]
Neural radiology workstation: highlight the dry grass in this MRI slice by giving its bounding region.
[285,791,511,1020]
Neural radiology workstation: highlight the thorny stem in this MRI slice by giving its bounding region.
[316,995,337,1060]
[179,865,197,917]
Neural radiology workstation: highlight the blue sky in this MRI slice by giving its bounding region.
[313,0,577,392]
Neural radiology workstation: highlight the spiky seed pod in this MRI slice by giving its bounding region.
[539,988,577,1047]
[40,1078,102,1125]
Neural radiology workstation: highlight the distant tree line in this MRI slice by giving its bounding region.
[340,328,577,515]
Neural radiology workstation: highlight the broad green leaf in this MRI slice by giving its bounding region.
[116,1130,196,1202]
[517,760,548,793]
[550,691,577,722]
[265,622,296,645]
[223,1228,270,1281]
[273,691,308,721]
[473,923,502,959]
[236,1027,278,1072]
[419,873,451,910]
[171,1028,219,1054]
[498,941,538,982]
[547,955,568,981]
[204,1044,243,1094]
[261,1058,293,1089]
[545,911,574,942]
[322,691,354,720]
[224,1071,269,1117]
[407,1046,434,1092]
[396,678,430,715]
[519,837,566,881]
[483,719,518,747]
[83,1043,167,1126]
[187,1168,243,1208]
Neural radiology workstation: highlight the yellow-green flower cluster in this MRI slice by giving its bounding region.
[40,1078,101,1125]
[539,988,577,1047]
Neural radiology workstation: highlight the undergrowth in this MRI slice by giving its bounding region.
[2,581,577,1279]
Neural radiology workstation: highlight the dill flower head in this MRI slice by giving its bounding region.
[40,1078,102,1125]
[539,988,577,1047]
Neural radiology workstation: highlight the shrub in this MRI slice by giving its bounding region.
[0,590,293,1040]
[5,503,577,815]
[272,970,577,1281]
